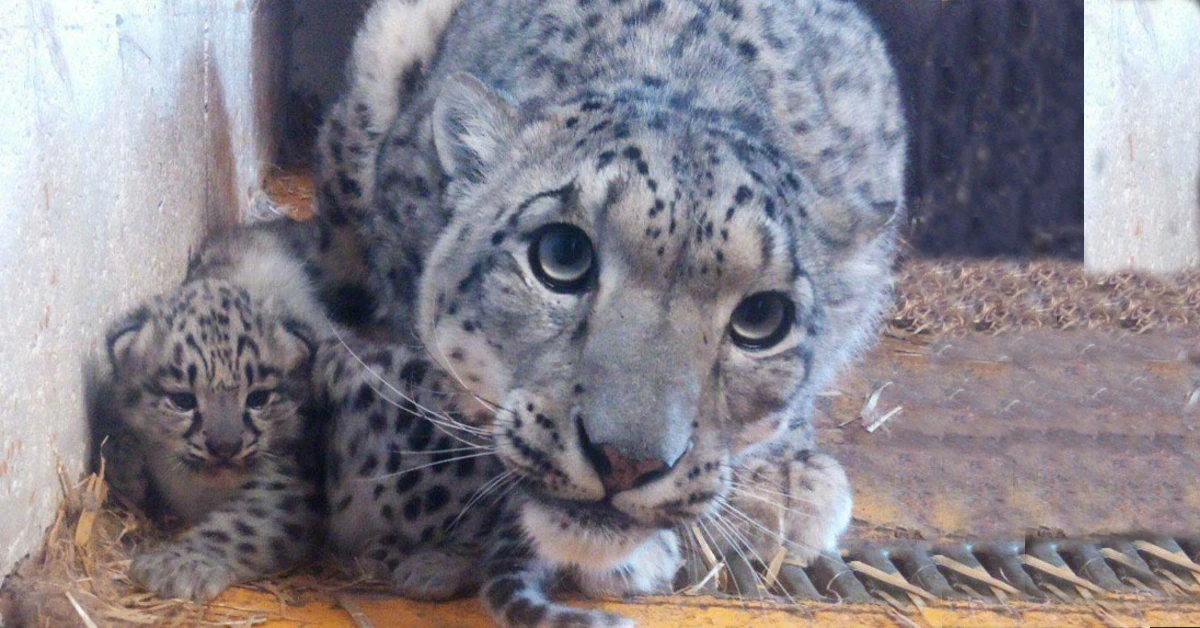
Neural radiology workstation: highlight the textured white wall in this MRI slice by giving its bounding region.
[1085,0,1200,272]
[0,1,271,581]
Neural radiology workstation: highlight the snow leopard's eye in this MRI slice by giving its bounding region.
[530,223,595,293]
[730,292,794,349]
[245,390,274,410]
[165,392,198,413]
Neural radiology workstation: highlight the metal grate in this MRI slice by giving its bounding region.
[681,535,1200,606]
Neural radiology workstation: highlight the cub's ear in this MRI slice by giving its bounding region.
[105,305,154,374]
[277,318,317,373]
[431,71,519,182]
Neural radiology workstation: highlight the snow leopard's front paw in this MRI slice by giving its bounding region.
[130,545,236,603]
[576,529,682,599]
[727,446,852,567]
[388,548,480,600]
[482,571,638,628]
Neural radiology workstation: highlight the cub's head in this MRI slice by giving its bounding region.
[416,73,904,568]
[104,279,315,487]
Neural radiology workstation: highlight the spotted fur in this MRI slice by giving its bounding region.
[95,220,328,602]
[316,338,641,627]
[315,335,502,601]
[318,0,905,625]
[313,0,466,329]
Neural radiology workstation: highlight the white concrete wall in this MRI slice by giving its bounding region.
[1085,0,1200,272]
[0,1,272,580]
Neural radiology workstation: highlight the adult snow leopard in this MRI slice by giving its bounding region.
[316,0,906,624]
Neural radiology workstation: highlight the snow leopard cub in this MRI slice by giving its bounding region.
[95,219,329,602]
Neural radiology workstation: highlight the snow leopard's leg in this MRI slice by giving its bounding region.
[480,513,635,628]
[317,336,504,601]
[130,459,322,602]
[312,0,464,326]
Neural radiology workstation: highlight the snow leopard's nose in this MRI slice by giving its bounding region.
[205,434,242,461]
[578,416,682,494]
[596,446,670,494]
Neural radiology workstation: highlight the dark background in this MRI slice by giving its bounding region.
[277,0,1085,260]
[857,0,1084,259]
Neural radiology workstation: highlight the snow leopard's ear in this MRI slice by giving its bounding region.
[432,71,518,182]
[276,317,317,374]
[105,304,155,374]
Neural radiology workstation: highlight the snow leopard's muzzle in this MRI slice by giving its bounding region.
[490,291,749,538]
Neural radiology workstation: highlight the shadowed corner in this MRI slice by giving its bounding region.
[81,350,108,484]
[251,0,290,185]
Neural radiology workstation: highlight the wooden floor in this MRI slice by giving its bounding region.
[209,587,1200,627]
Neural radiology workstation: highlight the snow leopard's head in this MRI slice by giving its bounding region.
[105,279,315,488]
[414,71,903,571]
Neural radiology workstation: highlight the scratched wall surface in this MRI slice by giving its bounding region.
[1085,0,1200,272]
[0,1,273,581]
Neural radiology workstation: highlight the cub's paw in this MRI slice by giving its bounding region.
[130,546,236,603]
[727,446,852,567]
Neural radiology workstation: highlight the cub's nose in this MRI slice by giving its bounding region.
[205,435,242,461]
[579,420,677,494]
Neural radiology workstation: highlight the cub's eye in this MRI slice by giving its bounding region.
[165,392,198,412]
[730,292,794,349]
[245,390,274,410]
[529,223,595,292]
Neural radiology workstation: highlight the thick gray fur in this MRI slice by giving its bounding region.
[316,0,904,625]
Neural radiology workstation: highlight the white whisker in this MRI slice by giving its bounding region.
[345,362,494,447]
[728,479,818,506]
[328,325,491,443]
[706,506,799,606]
[727,485,819,519]
[717,497,821,558]
[428,321,506,413]
[370,380,491,437]
[391,442,494,456]
[355,451,496,483]
[449,470,517,530]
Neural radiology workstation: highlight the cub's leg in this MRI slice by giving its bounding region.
[130,461,321,602]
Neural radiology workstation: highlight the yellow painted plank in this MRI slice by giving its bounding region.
[217,588,1200,628]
